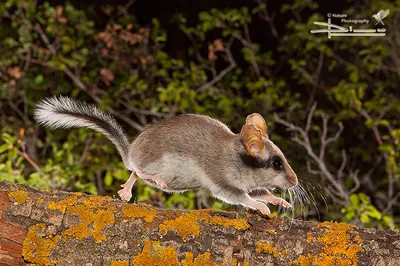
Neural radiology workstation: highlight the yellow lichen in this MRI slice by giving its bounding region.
[294,221,364,266]
[37,198,44,204]
[48,195,79,213]
[244,261,249,266]
[122,204,157,223]
[306,232,314,243]
[208,215,249,229]
[159,212,205,239]
[110,260,129,266]
[265,228,276,233]
[22,223,59,265]
[48,195,115,243]
[8,190,28,204]
[256,241,280,257]
[132,240,179,266]
[159,210,249,239]
[181,252,218,266]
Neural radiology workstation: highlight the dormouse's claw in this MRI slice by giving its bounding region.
[260,205,271,215]
[262,208,271,216]
[280,199,292,208]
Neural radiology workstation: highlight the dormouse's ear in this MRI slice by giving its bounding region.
[246,113,268,137]
[240,124,265,157]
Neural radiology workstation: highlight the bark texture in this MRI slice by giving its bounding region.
[0,181,399,266]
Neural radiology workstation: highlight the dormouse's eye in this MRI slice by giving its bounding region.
[272,157,283,171]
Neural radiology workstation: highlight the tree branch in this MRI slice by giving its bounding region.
[1,181,399,265]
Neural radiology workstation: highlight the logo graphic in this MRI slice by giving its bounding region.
[311,10,389,38]
[373,9,390,25]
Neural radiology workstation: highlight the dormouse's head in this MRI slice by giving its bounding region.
[240,113,297,190]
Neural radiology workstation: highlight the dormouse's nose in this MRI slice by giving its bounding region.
[286,167,298,187]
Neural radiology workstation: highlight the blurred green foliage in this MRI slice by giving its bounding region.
[0,0,398,229]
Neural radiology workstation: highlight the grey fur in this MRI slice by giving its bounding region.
[34,96,297,214]
[34,96,131,168]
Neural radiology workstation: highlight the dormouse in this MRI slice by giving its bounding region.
[34,96,297,215]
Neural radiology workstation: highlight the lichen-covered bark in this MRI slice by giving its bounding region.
[0,181,399,266]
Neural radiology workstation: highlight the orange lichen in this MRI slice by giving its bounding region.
[8,190,29,204]
[48,195,115,243]
[265,228,276,233]
[159,210,249,239]
[256,241,280,257]
[306,232,314,243]
[132,240,179,266]
[110,260,129,266]
[48,195,79,213]
[159,212,205,239]
[294,221,364,266]
[208,215,249,229]
[181,252,218,266]
[22,223,59,265]
[122,204,157,223]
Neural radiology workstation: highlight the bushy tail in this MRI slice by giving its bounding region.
[34,96,131,169]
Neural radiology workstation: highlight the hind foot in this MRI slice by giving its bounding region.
[138,172,167,189]
[118,172,137,201]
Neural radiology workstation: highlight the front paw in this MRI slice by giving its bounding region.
[259,205,271,215]
[278,199,292,208]
[254,202,271,215]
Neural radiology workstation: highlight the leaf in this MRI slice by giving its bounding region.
[34,74,44,84]
[358,193,369,205]
[208,44,217,61]
[349,194,359,207]
[7,66,22,79]
[213,39,224,51]
[382,215,395,229]
[360,214,370,224]
[198,11,211,21]
[0,172,15,182]
[2,133,15,145]
[365,205,382,220]
[0,144,9,154]
[56,5,64,16]
[378,119,389,127]
[100,68,115,86]
[104,171,113,187]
